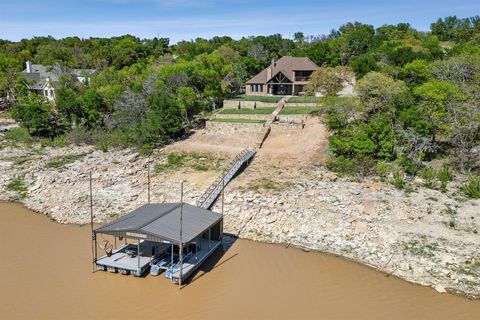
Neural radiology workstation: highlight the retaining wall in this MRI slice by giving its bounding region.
[205,121,266,132]
[223,100,240,109]
[213,114,272,121]
[239,101,256,109]
[285,102,319,107]
[271,122,304,132]
[255,102,278,109]
[276,114,307,124]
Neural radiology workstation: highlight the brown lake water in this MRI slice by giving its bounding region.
[1,202,479,320]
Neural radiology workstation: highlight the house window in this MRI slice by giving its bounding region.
[259,84,263,92]
[251,84,255,92]
[44,89,48,96]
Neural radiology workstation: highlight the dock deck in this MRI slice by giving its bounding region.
[96,241,169,276]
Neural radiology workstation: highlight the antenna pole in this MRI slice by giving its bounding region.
[147,162,151,204]
[179,181,184,287]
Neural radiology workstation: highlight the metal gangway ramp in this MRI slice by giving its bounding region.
[197,148,256,209]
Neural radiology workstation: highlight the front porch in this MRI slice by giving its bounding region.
[267,83,304,96]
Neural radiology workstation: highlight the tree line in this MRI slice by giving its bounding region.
[0,16,479,180]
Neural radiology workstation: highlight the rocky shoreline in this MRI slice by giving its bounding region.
[1,144,479,298]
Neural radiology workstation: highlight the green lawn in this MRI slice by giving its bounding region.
[210,118,266,124]
[279,106,320,115]
[231,95,282,103]
[287,96,323,103]
[218,107,275,115]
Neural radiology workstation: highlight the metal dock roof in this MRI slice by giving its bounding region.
[95,203,222,245]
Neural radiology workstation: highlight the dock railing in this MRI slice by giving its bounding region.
[197,148,256,209]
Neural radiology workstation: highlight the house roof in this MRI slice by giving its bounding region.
[246,56,319,84]
[22,64,59,89]
[21,64,97,90]
[95,203,222,245]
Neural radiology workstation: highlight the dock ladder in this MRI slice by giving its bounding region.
[197,148,256,209]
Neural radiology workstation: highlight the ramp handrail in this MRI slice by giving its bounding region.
[197,148,256,209]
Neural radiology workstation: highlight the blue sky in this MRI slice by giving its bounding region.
[0,0,479,42]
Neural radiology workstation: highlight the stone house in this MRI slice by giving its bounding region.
[21,61,97,101]
[245,56,319,96]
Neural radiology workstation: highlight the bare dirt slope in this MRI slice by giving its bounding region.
[165,116,329,189]
[231,116,329,189]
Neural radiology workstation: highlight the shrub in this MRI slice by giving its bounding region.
[392,171,406,189]
[6,177,28,198]
[66,127,97,145]
[4,127,33,145]
[325,155,356,176]
[376,161,391,180]
[155,152,186,173]
[462,175,480,199]
[437,166,454,192]
[398,155,420,175]
[420,166,437,188]
[325,155,376,177]
[40,135,69,148]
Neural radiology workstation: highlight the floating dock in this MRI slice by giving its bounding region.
[96,241,170,276]
[93,203,223,283]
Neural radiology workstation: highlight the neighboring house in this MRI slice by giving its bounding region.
[21,61,97,101]
[245,56,319,96]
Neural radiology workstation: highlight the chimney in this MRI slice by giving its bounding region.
[267,58,275,80]
[26,61,32,73]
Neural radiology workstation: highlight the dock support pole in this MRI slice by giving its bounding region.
[221,177,224,216]
[90,171,96,273]
[147,163,151,204]
[179,181,184,287]
[221,178,224,246]
[170,244,173,281]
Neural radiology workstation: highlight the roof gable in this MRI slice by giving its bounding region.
[246,56,319,84]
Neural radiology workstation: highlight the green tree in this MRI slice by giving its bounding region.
[355,72,406,114]
[330,22,375,65]
[136,93,184,145]
[79,88,108,129]
[349,54,379,78]
[176,86,198,121]
[55,87,80,126]
[414,80,465,144]
[0,55,21,100]
[12,93,64,136]
[400,59,432,86]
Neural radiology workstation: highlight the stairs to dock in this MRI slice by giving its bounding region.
[197,148,257,209]
[197,96,291,210]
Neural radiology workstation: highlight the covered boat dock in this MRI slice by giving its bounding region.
[93,202,223,284]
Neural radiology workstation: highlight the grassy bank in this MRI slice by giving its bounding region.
[279,106,320,115]
[218,108,275,115]
[230,96,282,103]
[288,96,322,103]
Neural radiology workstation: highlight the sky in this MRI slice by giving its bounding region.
[0,0,479,42]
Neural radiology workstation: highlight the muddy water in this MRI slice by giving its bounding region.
[1,202,479,320]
